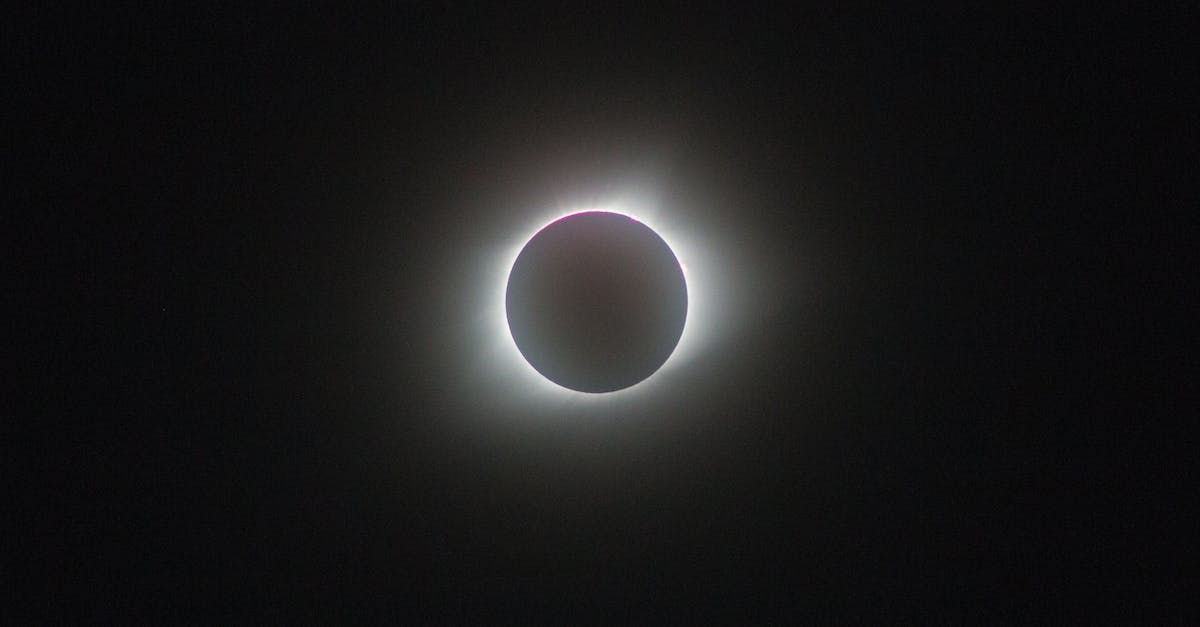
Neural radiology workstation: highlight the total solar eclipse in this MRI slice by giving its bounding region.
[505,211,688,393]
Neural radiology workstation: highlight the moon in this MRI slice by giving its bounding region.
[505,211,688,393]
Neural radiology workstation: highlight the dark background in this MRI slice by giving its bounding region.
[10,3,1195,622]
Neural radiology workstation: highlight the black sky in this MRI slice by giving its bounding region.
[10,3,1195,623]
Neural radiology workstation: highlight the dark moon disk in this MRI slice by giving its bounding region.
[505,212,688,393]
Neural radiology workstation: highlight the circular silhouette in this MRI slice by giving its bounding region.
[506,212,688,393]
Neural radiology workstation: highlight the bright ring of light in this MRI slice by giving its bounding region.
[482,195,718,406]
